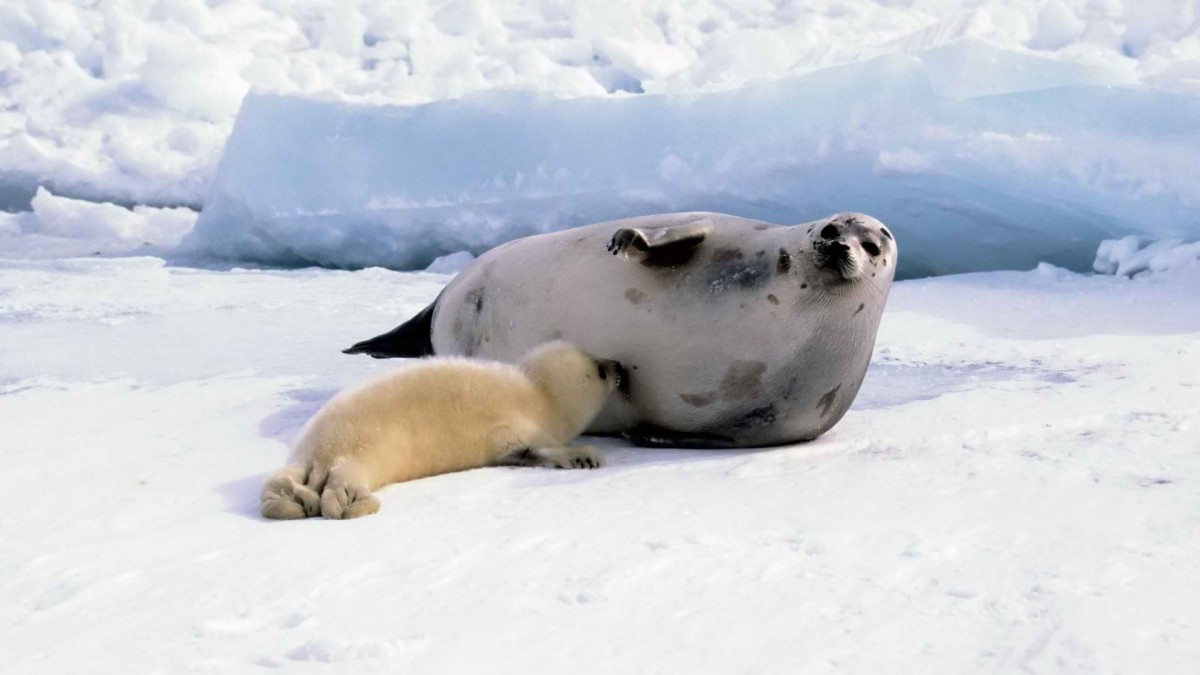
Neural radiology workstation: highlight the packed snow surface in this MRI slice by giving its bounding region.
[3,0,1199,209]
[188,40,1200,277]
[2,255,1198,673]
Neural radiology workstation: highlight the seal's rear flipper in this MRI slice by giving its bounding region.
[606,222,711,266]
[342,295,439,358]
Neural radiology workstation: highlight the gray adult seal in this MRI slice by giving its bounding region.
[345,212,897,448]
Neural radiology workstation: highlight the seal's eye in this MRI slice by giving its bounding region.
[597,363,607,380]
[862,241,881,257]
[820,224,839,240]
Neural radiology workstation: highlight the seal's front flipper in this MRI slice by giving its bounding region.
[342,294,439,359]
[606,222,712,266]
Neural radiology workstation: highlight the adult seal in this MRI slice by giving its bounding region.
[345,212,898,448]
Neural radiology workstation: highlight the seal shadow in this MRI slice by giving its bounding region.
[500,436,773,489]
[217,470,270,519]
[259,386,338,445]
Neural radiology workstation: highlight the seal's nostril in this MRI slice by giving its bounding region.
[820,224,839,239]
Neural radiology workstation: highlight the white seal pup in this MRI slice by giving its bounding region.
[262,341,622,520]
[345,212,897,448]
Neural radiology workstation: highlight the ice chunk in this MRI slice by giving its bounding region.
[1,188,197,259]
[424,251,476,274]
[186,43,1200,278]
[1094,236,1200,278]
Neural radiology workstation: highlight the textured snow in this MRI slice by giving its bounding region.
[2,256,1199,673]
[187,41,1200,276]
[2,0,1199,208]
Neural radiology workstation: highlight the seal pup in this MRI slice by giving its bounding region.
[262,341,622,520]
[345,212,897,448]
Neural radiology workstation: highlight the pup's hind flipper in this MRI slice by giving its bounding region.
[260,464,321,520]
[319,460,381,520]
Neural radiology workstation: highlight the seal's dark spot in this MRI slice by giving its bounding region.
[719,360,767,401]
[624,288,647,304]
[731,403,778,429]
[882,258,888,267]
[767,294,779,305]
[854,303,865,315]
[755,250,765,258]
[549,329,563,339]
[801,283,808,289]
[709,248,769,292]
[776,248,791,274]
[816,384,842,418]
[465,288,485,314]
[679,391,717,407]
[881,227,893,240]
[754,223,769,230]
[712,248,743,262]
[781,377,798,401]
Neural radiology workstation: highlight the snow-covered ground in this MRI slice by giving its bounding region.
[2,256,1198,673]
[3,2,1199,670]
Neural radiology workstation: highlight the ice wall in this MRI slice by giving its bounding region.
[186,42,1200,278]
[4,1,1197,208]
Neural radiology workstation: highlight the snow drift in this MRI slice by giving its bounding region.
[187,41,1200,278]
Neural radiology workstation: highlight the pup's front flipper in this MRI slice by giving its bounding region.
[497,445,605,470]
[319,460,381,519]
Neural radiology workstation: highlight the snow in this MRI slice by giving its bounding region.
[3,2,1200,670]
[3,0,1200,210]
[2,255,1199,672]
[186,41,1200,276]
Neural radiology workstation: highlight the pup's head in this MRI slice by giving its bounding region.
[520,340,623,436]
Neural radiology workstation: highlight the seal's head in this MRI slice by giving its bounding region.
[805,212,897,284]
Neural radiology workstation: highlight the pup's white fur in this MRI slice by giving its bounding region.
[261,341,618,520]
